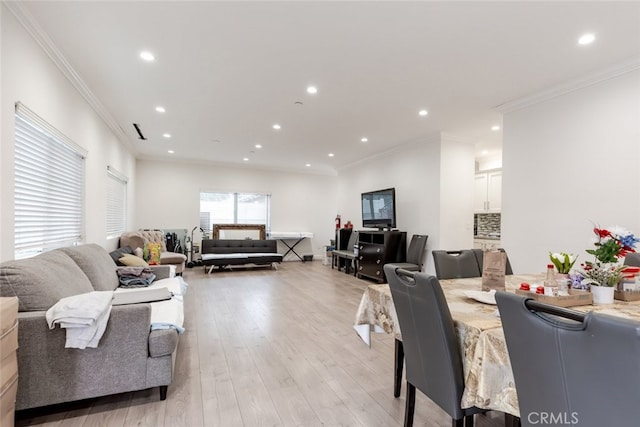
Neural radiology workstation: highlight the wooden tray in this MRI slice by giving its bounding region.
[515,289,593,307]
[614,289,640,301]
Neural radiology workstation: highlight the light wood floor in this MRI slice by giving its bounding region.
[16,261,505,427]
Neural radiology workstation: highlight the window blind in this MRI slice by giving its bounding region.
[106,166,127,239]
[14,103,86,259]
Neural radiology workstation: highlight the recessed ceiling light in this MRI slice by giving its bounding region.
[305,163,311,167]
[328,153,335,157]
[361,137,368,143]
[140,51,155,62]
[418,109,428,117]
[255,144,262,149]
[307,86,318,94]
[168,150,174,154]
[243,157,249,161]
[163,133,171,138]
[155,106,166,113]
[272,124,281,130]
[491,125,500,131]
[578,33,596,45]
[481,150,489,156]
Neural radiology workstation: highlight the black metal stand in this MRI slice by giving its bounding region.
[275,237,306,261]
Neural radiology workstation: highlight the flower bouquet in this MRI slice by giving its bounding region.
[580,226,640,288]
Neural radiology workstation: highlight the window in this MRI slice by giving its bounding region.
[199,192,271,235]
[106,166,127,239]
[14,103,86,259]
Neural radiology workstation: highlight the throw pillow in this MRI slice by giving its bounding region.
[134,247,144,258]
[119,254,149,267]
[109,246,133,266]
[144,242,162,265]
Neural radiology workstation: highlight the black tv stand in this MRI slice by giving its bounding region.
[357,230,406,283]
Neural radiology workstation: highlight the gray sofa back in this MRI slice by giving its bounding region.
[0,244,120,312]
[202,239,277,254]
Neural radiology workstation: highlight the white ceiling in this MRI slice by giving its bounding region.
[16,1,640,174]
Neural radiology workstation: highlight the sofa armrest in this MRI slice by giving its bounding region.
[149,265,173,280]
[16,303,157,410]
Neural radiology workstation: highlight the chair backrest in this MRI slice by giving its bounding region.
[473,248,513,275]
[384,265,465,420]
[496,292,640,427]
[406,234,429,269]
[624,253,640,266]
[345,230,359,251]
[432,249,481,279]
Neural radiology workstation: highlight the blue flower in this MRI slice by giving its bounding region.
[619,233,640,249]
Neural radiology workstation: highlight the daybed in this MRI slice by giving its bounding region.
[0,243,185,410]
[119,230,187,274]
[201,239,283,273]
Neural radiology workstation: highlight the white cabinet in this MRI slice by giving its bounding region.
[474,170,502,212]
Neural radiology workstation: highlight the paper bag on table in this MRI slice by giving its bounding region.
[481,250,506,291]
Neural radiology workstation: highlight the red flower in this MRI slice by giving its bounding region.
[594,228,611,238]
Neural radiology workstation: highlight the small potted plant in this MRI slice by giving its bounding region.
[549,252,578,290]
[581,226,640,304]
[549,252,578,274]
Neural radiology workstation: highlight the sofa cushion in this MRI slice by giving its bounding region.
[160,252,187,265]
[0,250,94,311]
[60,244,119,292]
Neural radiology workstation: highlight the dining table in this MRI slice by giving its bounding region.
[353,273,640,419]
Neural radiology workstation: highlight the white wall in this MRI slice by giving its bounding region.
[0,7,137,261]
[336,133,475,275]
[502,69,640,274]
[134,159,339,260]
[439,135,476,250]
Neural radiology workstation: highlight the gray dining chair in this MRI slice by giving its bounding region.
[331,230,358,275]
[496,291,640,427]
[432,249,481,279]
[392,234,428,272]
[385,265,483,427]
[473,248,513,275]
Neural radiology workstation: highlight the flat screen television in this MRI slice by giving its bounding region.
[361,187,396,229]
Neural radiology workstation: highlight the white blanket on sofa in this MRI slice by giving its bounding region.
[46,291,114,349]
[113,277,186,333]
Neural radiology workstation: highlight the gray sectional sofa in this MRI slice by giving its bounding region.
[0,244,183,410]
[201,239,283,272]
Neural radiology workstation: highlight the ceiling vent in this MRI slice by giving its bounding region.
[132,123,147,140]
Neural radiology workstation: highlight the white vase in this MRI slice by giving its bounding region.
[591,285,615,304]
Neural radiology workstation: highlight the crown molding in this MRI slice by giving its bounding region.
[337,131,473,172]
[137,155,339,177]
[5,1,137,155]
[496,56,640,114]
